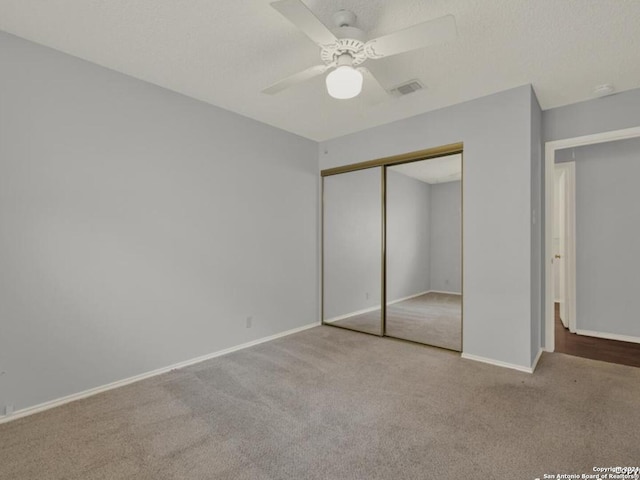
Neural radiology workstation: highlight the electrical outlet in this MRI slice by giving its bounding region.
[246,316,253,329]
[365,292,369,300]
[4,405,14,416]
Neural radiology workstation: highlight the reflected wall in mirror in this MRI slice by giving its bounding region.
[386,155,462,350]
[323,167,382,335]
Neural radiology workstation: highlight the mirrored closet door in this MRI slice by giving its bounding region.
[323,167,383,336]
[385,155,462,350]
[321,145,463,351]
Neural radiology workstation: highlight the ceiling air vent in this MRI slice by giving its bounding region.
[390,80,424,97]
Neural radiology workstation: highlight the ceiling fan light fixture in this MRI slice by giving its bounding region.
[326,65,363,99]
[265,1,457,101]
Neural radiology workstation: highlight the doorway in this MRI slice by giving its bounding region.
[545,127,640,367]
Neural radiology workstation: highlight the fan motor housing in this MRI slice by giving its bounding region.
[321,29,367,66]
[320,10,367,66]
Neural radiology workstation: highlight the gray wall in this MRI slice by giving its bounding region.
[323,168,382,320]
[429,181,461,293]
[530,90,543,363]
[560,138,640,338]
[0,32,318,413]
[543,88,640,143]
[386,170,431,302]
[320,85,537,369]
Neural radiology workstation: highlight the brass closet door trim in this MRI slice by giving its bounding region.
[320,175,325,325]
[321,142,463,177]
[381,166,386,337]
[460,151,464,353]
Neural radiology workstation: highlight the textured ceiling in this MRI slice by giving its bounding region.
[1,0,639,141]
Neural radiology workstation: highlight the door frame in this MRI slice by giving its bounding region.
[544,126,640,351]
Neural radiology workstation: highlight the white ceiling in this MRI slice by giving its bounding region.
[390,154,462,184]
[1,1,639,141]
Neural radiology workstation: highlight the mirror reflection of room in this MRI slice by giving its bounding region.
[323,167,382,335]
[386,155,462,350]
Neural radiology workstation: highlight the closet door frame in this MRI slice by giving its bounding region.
[321,142,464,346]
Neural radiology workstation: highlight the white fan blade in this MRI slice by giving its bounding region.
[358,67,390,105]
[263,64,330,94]
[365,14,457,59]
[271,0,338,47]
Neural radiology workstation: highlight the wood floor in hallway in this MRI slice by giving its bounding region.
[555,303,640,368]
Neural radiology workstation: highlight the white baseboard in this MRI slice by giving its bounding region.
[0,321,320,425]
[461,353,535,374]
[575,329,640,345]
[531,348,544,372]
[428,290,462,296]
[324,305,380,323]
[387,290,432,306]
[326,290,462,323]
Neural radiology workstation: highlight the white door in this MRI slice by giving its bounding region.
[554,162,576,333]
[554,168,568,327]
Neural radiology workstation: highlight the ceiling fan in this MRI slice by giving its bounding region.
[263,0,457,101]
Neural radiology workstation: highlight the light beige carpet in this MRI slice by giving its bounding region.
[330,292,462,350]
[1,326,639,479]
